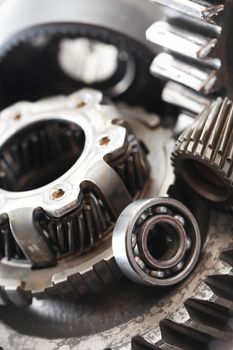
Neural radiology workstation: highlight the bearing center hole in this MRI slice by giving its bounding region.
[0,120,85,192]
[147,223,180,262]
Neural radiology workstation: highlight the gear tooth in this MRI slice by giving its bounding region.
[162,82,213,114]
[110,130,150,198]
[131,336,160,350]
[150,53,217,94]
[160,318,227,350]
[185,298,233,333]
[51,270,89,300]
[93,260,116,286]
[88,192,109,235]
[66,273,89,297]
[77,214,87,252]
[52,278,80,302]
[67,216,76,254]
[83,204,95,247]
[202,4,225,24]
[146,21,220,66]
[205,275,233,302]
[82,268,105,294]
[151,0,224,24]
[220,249,233,267]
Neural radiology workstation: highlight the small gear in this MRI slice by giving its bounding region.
[172,97,233,209]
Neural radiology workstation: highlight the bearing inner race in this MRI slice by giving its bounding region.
[138,215,187,270]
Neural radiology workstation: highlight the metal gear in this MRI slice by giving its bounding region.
[146,0,232,113]
[0,89,174,306]
[172,97,233,210]
[0,88,151,305]
[113,198,201,287]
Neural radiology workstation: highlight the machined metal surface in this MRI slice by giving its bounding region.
[0,2,232,350]
[113,198,201,287]
[0,89,174,306]
[172,97,233,210]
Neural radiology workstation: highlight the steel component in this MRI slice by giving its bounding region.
[172,97,233,209]
[162,81,213,114]
[0,88,153,304]
[147,0,233,112]
[113,198,201,287]
[3,200,233,350]
[0,89,174,305]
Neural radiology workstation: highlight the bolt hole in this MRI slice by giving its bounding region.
[77,99,87,108]
[14,114,22,121]
[99,136,110,146]
[51,188,65,200]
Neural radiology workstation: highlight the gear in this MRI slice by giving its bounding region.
[113,197,201,287]
[172,97,233,209]
[117,246,233,350]
[146,0,232,112]
[0,88,151,305]
[1,187,233,350]
[0,89,173,306]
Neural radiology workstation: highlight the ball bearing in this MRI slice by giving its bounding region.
[112,198,201,287]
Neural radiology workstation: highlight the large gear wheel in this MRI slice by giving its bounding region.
[146,0,232,113]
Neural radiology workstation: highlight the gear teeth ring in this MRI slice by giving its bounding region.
[146,0,232,112]
[0,89,152,305]
[107,248,233,350]
[172,97,233,209]
[0,122,149,261]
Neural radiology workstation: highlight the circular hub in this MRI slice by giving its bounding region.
[0,89,150,267]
